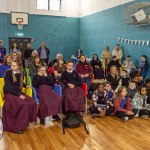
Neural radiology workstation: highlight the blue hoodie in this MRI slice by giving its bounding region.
[0,64,11,77]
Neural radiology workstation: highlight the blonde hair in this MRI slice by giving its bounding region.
[11,59,24,89]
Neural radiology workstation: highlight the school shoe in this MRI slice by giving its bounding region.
[16,130,24,134]
[142,115,149,120]
[52,115,61,121]
[44,116,54,128]
[40,119,45,125]
[122,117,129,122]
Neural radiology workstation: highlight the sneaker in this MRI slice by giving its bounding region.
[122,117,129,122]
[142,115,149,120]
[40,119,45,125]
[52,115,60,121]
[16,130,24,134]
[134,113,139,118]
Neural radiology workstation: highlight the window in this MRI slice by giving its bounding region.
[37,0,49,10]
[37,0,61,11]
[49,0,61,11]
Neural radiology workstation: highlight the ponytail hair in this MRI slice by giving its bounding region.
[11,59,24,89]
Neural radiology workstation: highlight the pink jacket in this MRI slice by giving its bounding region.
[114,96,132,113]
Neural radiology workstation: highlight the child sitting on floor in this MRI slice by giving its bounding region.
[114,86,138,121]
[132,86,150,119]
[90,83,115,118]
[127,81,138,100]
[104,82,115,102]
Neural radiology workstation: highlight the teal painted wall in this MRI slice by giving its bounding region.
[0,13,80,61]
[80,0,150,75]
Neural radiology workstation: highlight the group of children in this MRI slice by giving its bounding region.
[89,72,150,121]
[0,41,150,134]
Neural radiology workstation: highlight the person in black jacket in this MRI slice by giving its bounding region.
[37,42,50,65]
[90,54,104,79]
[24,43,33,67]
[60,60,84,113]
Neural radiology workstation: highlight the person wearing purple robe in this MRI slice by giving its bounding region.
[32,65,62,127]
[2,59,37,134]
[60,60,84,113]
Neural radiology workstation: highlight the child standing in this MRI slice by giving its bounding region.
[32,65,62,127]
[2,59,37,134]
[90,83,115,118]
[138,55,148,80]
[132,86,150,119]
[114,86,137,121]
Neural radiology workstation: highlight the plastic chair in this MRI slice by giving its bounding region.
[52,84,62,96]
[81,83,88,115]
[0,78,4,117]
[26,76,32,86]
[25,68,30,76]
[0,78,4,107]
[32,87,39,104]
[49,67,55,75]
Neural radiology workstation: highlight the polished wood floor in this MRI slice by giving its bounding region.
[1,115,150,150]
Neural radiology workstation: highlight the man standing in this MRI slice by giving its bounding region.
[0,40,6,63]
[37,42,50,65]
[24,43,33,67]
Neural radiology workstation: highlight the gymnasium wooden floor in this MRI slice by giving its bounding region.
[1,115,150,150]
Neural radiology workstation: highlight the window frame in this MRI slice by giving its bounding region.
[36,0,61,12]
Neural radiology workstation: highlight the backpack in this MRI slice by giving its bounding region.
[62,111,89,134]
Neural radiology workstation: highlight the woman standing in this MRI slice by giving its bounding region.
[9,43,19,54]
[101,46,111,68]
